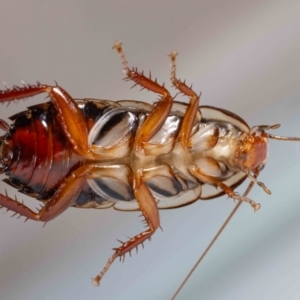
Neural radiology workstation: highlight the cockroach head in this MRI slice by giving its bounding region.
[235,123,300,174]
[235,127,268,174]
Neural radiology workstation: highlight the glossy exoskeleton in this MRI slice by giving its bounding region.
[0,42,299,287]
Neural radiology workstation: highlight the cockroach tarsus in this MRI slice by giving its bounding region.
[0,42,299,296]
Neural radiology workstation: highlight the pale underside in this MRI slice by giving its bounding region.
[78,100,250,211]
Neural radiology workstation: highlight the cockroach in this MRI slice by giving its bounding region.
[0,42,299,295]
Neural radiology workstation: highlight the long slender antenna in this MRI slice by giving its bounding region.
[171,180,255,300]
[267,133,300,141]
[255,124,300,141]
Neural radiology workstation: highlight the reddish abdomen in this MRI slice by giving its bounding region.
[3,103,83,200]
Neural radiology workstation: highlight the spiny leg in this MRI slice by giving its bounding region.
[244,170,271,195]
[0,119,10,132]
[169,51,201,150]
[0,83,100,159]
[92,168,160,286]
[113,41,174,154]
[189,164,260,211]
[217,181,260,211]
[0,165,93,222]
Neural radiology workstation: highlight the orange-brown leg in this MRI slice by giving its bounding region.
[0,119,10,132]
[0,164,93,222]
[189,164,261,211]
[113,41,174,154]
[169,51,201,150]
[92,168,160,286]
[0,83,98,159]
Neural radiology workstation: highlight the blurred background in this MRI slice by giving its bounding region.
[0,1,300,299]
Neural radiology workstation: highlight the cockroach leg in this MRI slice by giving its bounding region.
[169,51,200,150]
[45,86,91,158]
[217,181,260,211]
[92,168,160,286]
[0,84,101,159]
[0,119,10,132]
[189,164,260,211]
[0,165,93,222]
[257,124,281,130]
[113,41,174,154]
[245,171,271,195]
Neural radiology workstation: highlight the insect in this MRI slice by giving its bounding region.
[0,42,299,293]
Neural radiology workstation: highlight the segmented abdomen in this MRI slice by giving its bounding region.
[2,102,83,200]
